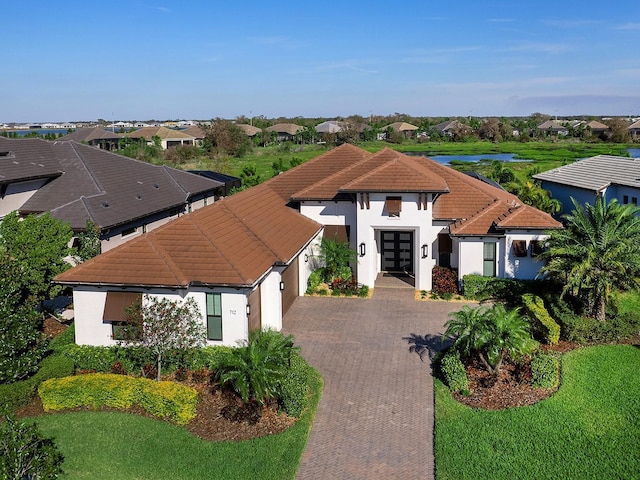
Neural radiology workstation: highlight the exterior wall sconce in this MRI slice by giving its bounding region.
[279,281,285,291]
[421,244,428,258]
[246,304,251,316]
[304,253,309,263]
[359,243,366,257]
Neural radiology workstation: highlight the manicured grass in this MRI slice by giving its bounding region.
[619,290,640,316]
[33,367,323,480]
[435,345,640,479]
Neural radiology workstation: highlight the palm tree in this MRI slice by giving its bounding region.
[443,305,535,375]
[539,197,640,320]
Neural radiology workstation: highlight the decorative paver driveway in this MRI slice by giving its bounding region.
[283,279,473,479]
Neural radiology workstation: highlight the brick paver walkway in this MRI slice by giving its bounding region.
[283,277,472,479]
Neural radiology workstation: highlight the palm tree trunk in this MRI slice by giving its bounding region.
[595,296,607,322]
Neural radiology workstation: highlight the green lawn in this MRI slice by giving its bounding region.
[33,368,322,480]
[619,290,640,316]
[435,344,640,479]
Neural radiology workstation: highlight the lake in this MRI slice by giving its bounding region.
[405,152,525,165]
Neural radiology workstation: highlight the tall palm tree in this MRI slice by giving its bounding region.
[539,197,640,320]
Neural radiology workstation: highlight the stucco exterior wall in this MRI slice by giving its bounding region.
[456,237,504,280]
[72,286,250,347]
[503,232,547,279]
[0,179,49,218]
[260,270,283,331]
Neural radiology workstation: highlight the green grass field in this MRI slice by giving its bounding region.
[32,367,322,480]
[435,344,640,480]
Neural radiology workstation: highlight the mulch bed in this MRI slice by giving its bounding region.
[452,341,579,410]
[17,381,296,442]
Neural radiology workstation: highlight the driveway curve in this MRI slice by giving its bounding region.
[283,281,473,480]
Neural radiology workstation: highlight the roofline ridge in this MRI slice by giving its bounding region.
[67,142,104,193]
[144,228,192,286]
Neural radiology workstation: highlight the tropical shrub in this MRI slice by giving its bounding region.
[306,268,325,294]
[438,350,470,394]
[462,275,553,303]
[444,304,537,375]
[357,285,370,298]
[39,373,198,425]
[554,309,640,344]
[213,329,299,406]
[530,351,560,388]
[0,414,64,480]
[319,237,356,282]
[522,294,560,345]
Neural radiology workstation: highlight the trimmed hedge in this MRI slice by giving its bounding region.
[462,275,554,302]
[38,373,198,425]
[0,354,74,412]
[522,294,560,345]
[438,350,470,394]
[277,352,312,418]
[530,351,560,389]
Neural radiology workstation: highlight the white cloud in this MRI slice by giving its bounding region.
[614,22,640,31]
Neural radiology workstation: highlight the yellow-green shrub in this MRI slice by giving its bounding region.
[38,373,197,425]
[522,294,560,345]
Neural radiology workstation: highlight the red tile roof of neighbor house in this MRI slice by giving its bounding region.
[55,144,561,287]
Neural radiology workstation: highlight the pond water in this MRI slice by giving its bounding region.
[628,148,640,158]
[405,152,527,165]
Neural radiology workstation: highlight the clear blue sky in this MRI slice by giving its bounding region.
[2,1,639,123]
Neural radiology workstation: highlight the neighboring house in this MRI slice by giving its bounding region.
[188,170,242,196]
[533,154,640,215]
[0,137,226,251]
[57,127,124,151]
[265,123,304,141]
[434,120,469,137]
[537,120,568,136]
[629,119,640,138]
[583,120,609,136]
[180,125,206,145]
[55,144,561,348]
[383,122,419,138]
[126,126,196,149]
[236,124,262,137]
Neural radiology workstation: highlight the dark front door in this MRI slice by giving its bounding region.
[381,231,414,273]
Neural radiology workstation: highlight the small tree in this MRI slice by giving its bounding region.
[75,220,102,261]
[0,211,74,304]
[120,297,206,381]
[0,253,47,384]
[0,414,64,480]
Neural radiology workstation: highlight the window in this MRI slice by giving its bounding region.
[483,242,496,277]
[624,195,629,204]
[512,240,527,257]
[633,197,638,206]
[121,226,137,237]
[206,293,222,341]
[103,291,142,340]
[530,240,544,257]
[385,196,402,217]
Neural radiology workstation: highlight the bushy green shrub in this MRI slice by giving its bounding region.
[277,352,311,417]
[0,354,74,412]
[530,351,560,388]
[335,265,353,281]
[462,275,553,302]
[306,268,325,294]
[48,323,75,353]
[522,294,561,345]
[555,310,640,344]
[358,285,370,298]
[0,414,64,480]
[438,350,470,394]
[39,373,197,425]
[59,344,118,372]
[189,346,234,370]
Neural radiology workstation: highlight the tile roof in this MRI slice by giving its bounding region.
[1,138,222,230]
[265,123,304,135]
[126,126,196,141]
[384,122,418,132]
[57,128,124,142]
[54,144,561,287]
[236,124,261,136]
[533,155,640,191]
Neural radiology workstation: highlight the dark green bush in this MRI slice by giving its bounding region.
[277,353,311,417]
[438,350,470,394]
[0,353,74,413]
[48,323,75,353]
[530,351,560,388]
[522,294,561,345]
[357,285,370,298]
[306,268,325,294]
[462,275,554,303]
[0,414,64,480]
[555,310,640,344]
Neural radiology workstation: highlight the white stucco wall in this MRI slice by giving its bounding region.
[260,270,283,331]
[72,286,250,347]
[503,232,548,279]
[0,179,49,218]
[456,237,504,280]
